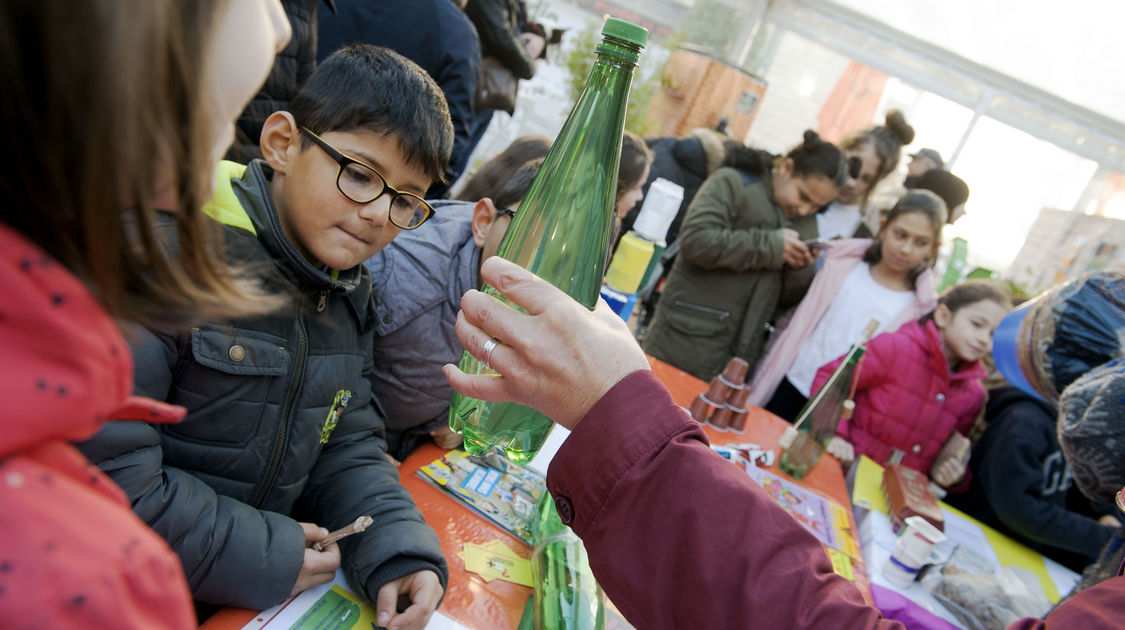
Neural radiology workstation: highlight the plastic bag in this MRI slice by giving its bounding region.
[922,563,1051,630]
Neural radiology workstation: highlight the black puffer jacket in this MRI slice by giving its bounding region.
[229,0,332,163]
[78,160,447,609]
[465,0,535,80]
[317,0,480,187]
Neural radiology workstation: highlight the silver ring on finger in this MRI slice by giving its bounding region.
[481,336,500,370]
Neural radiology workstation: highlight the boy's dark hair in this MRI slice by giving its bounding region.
[786,130,849,189]
[617,131,653,201]
[494,158,544,211]
[863,190,947,287]
[920,279,1011,323]
[289,45,453,183]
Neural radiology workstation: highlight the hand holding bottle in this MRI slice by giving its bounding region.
[444,257,650,431]
[826,436,855,466]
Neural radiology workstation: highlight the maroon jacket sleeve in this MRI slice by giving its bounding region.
[1006,576,1125,629]
[546,370,903,630]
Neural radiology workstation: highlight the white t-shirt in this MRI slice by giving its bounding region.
[786,262,915,396]
[817,202,863,240]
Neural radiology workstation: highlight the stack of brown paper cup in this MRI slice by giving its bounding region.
[691,357,750,428]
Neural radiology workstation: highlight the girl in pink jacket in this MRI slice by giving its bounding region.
[815,281,1011,487]
[749,191,947,418]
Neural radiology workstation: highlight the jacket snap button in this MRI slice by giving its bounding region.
[912,444,921,453]
[936,393,946,402]
[228,344,246,362]
[554,496,574,525]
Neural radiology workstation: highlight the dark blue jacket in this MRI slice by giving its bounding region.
[948,386,1116,570]
[318,0,480,185]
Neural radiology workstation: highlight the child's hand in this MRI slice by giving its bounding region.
[931,458,967,488]
[376,569,443,630]
[430,424,464,450]
[826,437,855,466]
[291,522,342,595]
[781,229,814,269]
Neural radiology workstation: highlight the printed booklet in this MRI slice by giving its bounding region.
[416,449,547,545]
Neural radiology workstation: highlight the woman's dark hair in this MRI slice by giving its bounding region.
[840,109,915,206]
[457,135,552,202]
[921,280,1011,324]
[0,0,281,329]
[785,130,849,189]
[616,131,654,201]
[863,190,947,288]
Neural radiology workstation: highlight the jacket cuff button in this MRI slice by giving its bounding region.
[554,495,574,525]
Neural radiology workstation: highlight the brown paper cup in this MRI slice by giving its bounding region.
[727,408,748,433]
[709,405,734,430]
[718,357,749,388]
[689,393,723,423]
[703,378,734,405]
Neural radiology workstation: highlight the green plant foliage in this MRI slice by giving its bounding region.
[676,0,740,57]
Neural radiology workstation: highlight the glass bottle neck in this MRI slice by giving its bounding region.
[596,36,642,66]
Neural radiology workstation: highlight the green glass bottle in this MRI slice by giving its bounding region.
[531,493,605,630]
[779,343,866,480]
[450,18,648,463]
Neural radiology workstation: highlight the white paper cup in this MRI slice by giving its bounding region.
[882,516,946,588]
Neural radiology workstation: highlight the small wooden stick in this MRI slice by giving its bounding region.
[311,515,373,551]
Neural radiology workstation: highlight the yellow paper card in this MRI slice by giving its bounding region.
[461,542,534,587]
[827,548,854,581]
[851,455,889,514]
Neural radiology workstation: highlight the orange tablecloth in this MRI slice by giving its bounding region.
[202,357,867,629]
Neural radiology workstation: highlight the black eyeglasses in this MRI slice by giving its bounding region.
[847,156,863,180]
[496,206,516,219]
[299,126,434,230]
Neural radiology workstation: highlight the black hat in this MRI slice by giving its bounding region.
[913,170,969,215]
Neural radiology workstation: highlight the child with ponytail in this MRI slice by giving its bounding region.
[643,130,848,381]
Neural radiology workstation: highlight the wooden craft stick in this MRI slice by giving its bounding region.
[311,515,374,551]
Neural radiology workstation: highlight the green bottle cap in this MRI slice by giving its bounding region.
[602,17,648,48]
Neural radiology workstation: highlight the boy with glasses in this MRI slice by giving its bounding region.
[79,46,449,627]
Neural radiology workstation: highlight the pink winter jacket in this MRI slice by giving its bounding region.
[812,320,987,474]
[0,224,195,629]
[747,239,937,407]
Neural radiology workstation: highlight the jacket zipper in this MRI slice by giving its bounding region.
[674,299,732,321]
[252,304,308,508]
[317,290,328,312]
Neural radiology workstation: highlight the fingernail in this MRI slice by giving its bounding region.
[377,612,390,625]
[320,527,329,536]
